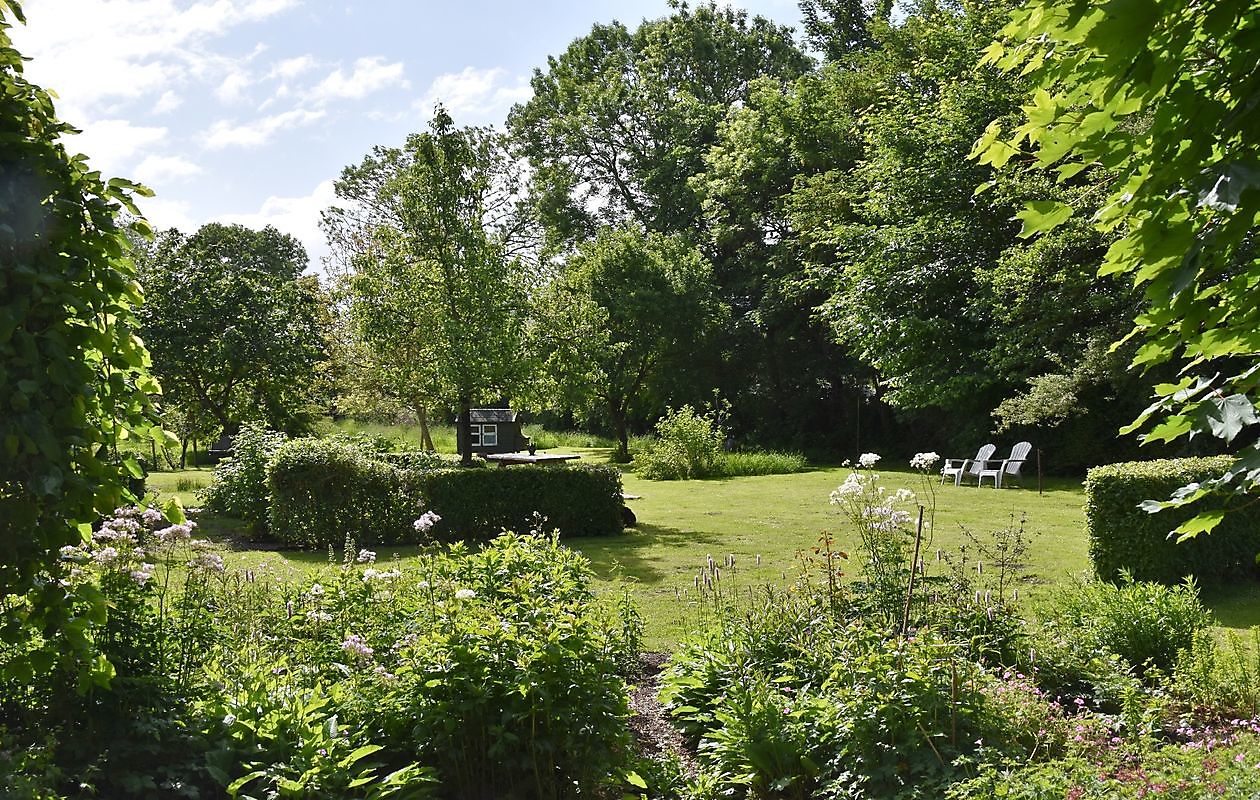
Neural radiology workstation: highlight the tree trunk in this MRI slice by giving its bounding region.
[414,403,436,452]
[458,400,473,465]
[180,437,189,470]
[610,403,630,463]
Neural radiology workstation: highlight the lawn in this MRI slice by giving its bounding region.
[147,449,1260,649]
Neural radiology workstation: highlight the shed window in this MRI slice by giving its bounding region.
[469,425,481,447]
[481,424,498,446]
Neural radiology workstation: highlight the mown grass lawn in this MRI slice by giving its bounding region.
[146,451,1260,649]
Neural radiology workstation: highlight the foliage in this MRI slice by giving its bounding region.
[508,1,810,242]
[1042,575,1212,684]
[412,464,625,541]
[200,422,288,530]
[0,0,167,687]
[267,438,425,549]
[660,591,1047,799]
[325,107,534,463]
[534,226,725,460]
[134,223,327,436]
[949,734,1260,800]
[1085,457,1260,584]
[710,450,810,479]
[636,405,725,480]
[1172,627,1260,721]
[4,523,637,797]
[975,0,1260,535]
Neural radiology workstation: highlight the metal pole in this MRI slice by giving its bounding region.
[1037,448,1043,496]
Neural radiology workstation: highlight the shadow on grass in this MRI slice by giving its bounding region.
[1201,582,1260,631]
[568,522,729,585]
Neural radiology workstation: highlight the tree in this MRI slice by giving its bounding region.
[1,0,166,685]
[325,108,533,463]
[508,1,811,246]
[798,0,891,61]
[134,223,327,440]
[534,226,724,461]
[975,0,1260,533]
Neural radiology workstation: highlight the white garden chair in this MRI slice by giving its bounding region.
[976,441,1033,488]
[940,444,996,486]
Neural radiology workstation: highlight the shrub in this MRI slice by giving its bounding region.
[1041,574,1212,682]
[1085,456,1260,584]
[200,422,287,529]
[636,405,724,480]
[412,464,625,541]
[712,450,809,478]
[267,438,424,548]
[1172,627,1260,719]
[376,449,452,471]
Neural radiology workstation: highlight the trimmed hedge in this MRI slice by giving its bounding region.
[414,464,625,541]
[268,438,424,548]
[1085,456,1260,584]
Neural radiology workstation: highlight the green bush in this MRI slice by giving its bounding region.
[199,422,288,529]
[268,438,424,548]
[1085,456,1260,584]
[636,405,724,480]
[376,449,452,471]
[1041,574,1212,683]
[413,464,625,541]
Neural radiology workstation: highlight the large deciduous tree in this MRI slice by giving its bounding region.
[134,223,327,439]
[508,1,811,245]
[324,107,533,463]
[975,0,1260,533]
[534,226,724,461]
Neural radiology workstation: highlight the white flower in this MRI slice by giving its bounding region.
[130,564,155,585]
[454,588,476,600]
[362,568,380,582]
[858,452,881,468]
[92,546,120,566]
[307,582,325,598]
[222,713,237,726]
[187,552,225,573]
[141,508,165,526]
[413,511,442,534]
[305,610,333,623]
[155,523,193,544]
[894,488,916,504]
[829,474,865,503]
[59,545,83,559]
[356,548,377,564]
[910,452,940,470]
[341,634,374,660]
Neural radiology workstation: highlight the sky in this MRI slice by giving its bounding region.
[13,0,805,269]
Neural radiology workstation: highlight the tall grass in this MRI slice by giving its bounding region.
[712,450,809,478]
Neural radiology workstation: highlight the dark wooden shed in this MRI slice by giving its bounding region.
[458,408,531,455]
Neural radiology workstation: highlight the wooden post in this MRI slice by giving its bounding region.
[901,505,926,636]
[1037,448,1043,496]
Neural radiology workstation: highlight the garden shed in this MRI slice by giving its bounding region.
[459,408,531,455]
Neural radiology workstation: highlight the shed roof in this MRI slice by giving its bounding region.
[470,408,518,423]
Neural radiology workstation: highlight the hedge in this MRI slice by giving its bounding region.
[1085,456,1260,584]
[268,438,424,548]
[413,464,625,542]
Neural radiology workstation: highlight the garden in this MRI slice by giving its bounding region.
[4,0,1260,797]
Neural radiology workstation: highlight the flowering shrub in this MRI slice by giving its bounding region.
[200,421,288,528]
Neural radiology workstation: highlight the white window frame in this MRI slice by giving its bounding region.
[469,424,482,447]
[481,424,498,447]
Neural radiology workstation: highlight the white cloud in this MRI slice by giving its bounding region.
[309,56,408,103]
[15,1,300,120]
[215,179,338,270]
[270,55,317,81]
[203,108,325,149]
[215,69,254,104]
[63,120,168,177]
[138,195,199,234]
[152,90,184,114]
[416,66,531,123]
[133,154,204,186]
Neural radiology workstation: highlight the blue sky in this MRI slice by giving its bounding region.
[14,0,803,267]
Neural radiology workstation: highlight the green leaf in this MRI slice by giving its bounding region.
[338,744,383,768]
[163,496,186,524]
[624,770,648,789]
[1016,200,1074,238]
[1173,509,1225,542]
